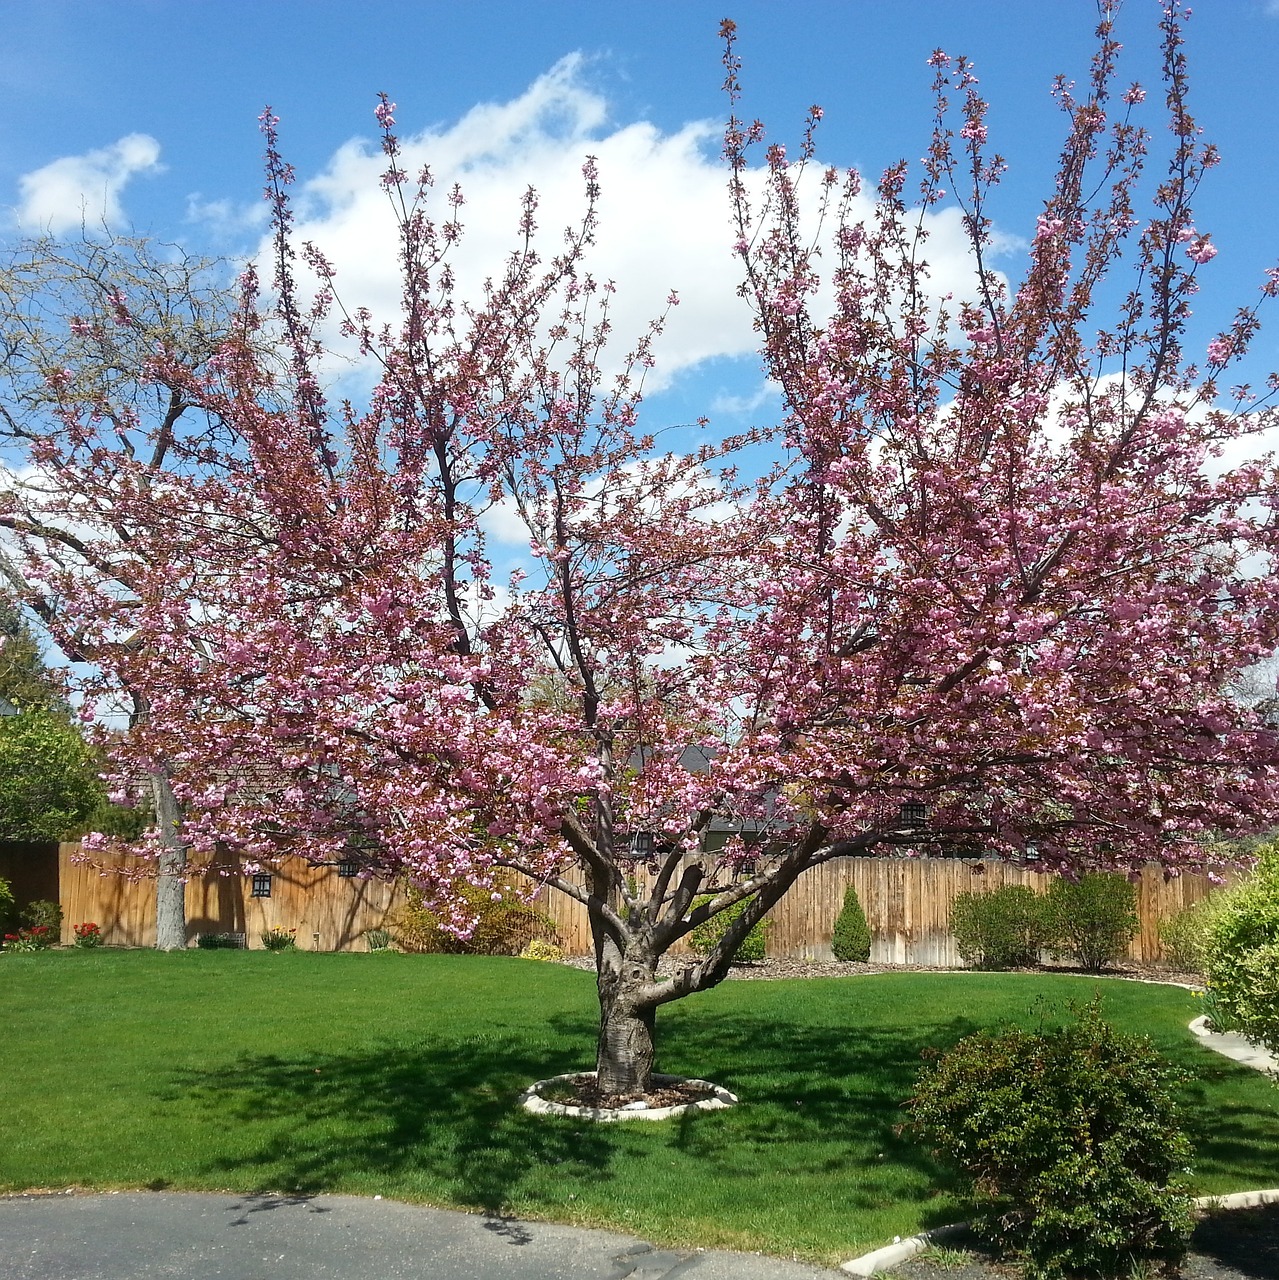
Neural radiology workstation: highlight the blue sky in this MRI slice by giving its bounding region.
[2,0,1278,427]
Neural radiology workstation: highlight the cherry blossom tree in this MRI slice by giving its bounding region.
[10,4,1279,1096]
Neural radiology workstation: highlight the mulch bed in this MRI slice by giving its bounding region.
[558,954,1202,987]
[539,1072,717,1110]
[893,1202,1279,1280]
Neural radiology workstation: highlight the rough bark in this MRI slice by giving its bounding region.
[151,770,188,951]
[595,954,658,1096]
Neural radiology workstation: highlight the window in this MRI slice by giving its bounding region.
[250,873,272,898]
[336,860,358,878]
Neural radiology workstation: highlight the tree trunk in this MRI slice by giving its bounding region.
[596,963,657,1096]
[151,771,187,951]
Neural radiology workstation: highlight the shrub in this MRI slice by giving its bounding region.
[688,894,769,963]
[1043,872,1138,971]
[390,877,559,956]
[363,928,393,951]
[20,899,63,935]
[949,885,1046,969]
[195,932,245,949]
[0,874,12,931]
[260,926,297,951]
[72,921,103,948]
[831,883,872,962]
[520,938,565,962]
[905,999,1194,1280]
[1159,893,1228,975]
[1202,844,1279,1059]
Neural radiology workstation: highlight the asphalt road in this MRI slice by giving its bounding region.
[0,1192,845,1280]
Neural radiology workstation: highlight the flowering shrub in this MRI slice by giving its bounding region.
[72,921,103,948]
[3,925,56,952]
[261,925,297,951]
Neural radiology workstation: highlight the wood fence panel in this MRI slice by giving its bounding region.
[56,843,1242,962]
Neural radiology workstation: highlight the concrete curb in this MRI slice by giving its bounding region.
[840,1011,1279,1276]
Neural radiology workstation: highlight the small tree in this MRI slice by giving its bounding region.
[831,883,871,961]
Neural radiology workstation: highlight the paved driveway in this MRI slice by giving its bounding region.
[1,1191,844,1280]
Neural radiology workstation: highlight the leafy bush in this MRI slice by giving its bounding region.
[1043,872,1138,971]
[195,932,245,949]
[20,899,63,935]
[390,877,559,956]
[1159,893,1228,975]
[0,874,12,931]
[363,928,393,951]
[688,894,769,963]
[260,926,297,951]
[905,999,1194,1280]
[520,938,565,962]
[831,883,871,962]
[949,885,1046,969]
[1202,844,1279,1059]
[72,921,103,948]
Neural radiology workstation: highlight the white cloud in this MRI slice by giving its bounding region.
[15,134,162,234]
[264,57,1004,398]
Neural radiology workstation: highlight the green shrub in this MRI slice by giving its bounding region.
[363,928,393,951]
[195,932,244,949]
[390,877,559,956]
[1043,872,1138,971]
[0,874,12,931]
[260,926,297,951]
[831,883,872,962]
[1159,893,1228,975]
[1203,844,1279,1059]
[71,922,103,948]
[688,894,769,963]
[905,999,1194,1280]
[949,885,1046,969]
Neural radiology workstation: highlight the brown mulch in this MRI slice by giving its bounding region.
[539,1072,717,1110]
[893,1202,1279,1280]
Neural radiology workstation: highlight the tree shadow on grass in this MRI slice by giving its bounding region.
[164,1017,608,1214]
[159,996,1279,1239]
[163,1005,982,1231]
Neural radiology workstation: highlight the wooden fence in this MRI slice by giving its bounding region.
[52,842,1235,964]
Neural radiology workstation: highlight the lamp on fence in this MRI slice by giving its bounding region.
[897,801,927,829]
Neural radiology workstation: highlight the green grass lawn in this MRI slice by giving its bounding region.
[2,952,1277,1265]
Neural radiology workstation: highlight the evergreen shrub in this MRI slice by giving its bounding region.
[831,883,871,961]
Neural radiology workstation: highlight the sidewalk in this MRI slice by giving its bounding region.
[1189,1015,1279,1075]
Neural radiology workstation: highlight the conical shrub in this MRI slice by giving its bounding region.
[832,883,872,961]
